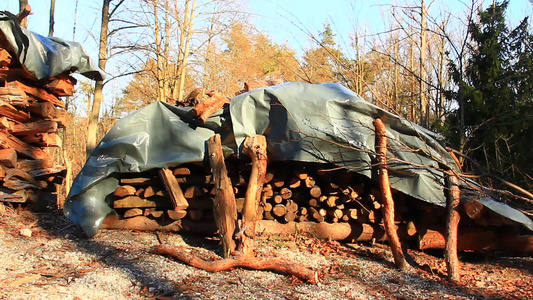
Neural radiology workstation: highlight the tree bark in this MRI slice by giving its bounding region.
[17,1,30,28]
[445,173,461,282]
[207,134,237,258]
[48,0,56,37]
[86,0,111,157]
[239,135,267,257]
[176,0,196,101]
[374,118,408,270]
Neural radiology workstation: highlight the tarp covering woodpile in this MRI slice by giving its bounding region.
[0,11,105,81]
[64,82,533,237]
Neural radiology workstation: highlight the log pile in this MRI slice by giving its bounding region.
[0,45,69,206]
[103,158,533,254]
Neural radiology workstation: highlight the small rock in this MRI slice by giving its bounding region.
[20,228,32,237]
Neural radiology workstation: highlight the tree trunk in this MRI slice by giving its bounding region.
[18,0,29,28]
[419,0,428,127]
[48,0,56,37]
[86,0,111,157]
[153,0,164,102]
[374,118,408,270]
[176,0,196,102]
[207,134,237,258]
[445,174,461,282]
[240,135,267,257]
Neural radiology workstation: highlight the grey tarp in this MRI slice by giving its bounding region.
[0,11,105,81]
[64,82,533,236]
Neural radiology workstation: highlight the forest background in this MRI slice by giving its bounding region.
[1,0,532,209]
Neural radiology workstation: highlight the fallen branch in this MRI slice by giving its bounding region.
[153,244,319,284]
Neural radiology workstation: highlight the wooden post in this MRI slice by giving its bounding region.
[445,173,461,282]
[207,134,237,258]
[374,118,408,270]
[240,135,267,257]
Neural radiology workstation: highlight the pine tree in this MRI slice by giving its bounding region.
[447,1,533,189]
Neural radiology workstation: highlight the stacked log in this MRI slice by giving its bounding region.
[102,159,533,253]
[108,161,419,237]
[0,46,69,206]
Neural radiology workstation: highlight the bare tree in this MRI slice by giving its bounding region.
[86,0,125,156]
[48,0,56,36]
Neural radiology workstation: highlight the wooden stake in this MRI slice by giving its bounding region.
[240,135,267,257]
[374,118,408,270]
[445,173,461,282]
[207,134,237,258]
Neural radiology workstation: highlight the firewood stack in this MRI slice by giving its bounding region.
[108,160,432,236]
[0,46,70,206]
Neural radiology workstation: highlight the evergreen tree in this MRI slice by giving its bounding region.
[447,1,533,189]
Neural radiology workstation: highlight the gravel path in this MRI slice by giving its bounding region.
[1,206,532,299]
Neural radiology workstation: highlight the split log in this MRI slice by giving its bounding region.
[7,81,65,108]
[44,77,75,96]
[114,185,136,197]
[15,159,53,172]
[173,167,191,176]
[10,121,58,135]
[445,174,461,282]
[20,133,62,147]
[192,91,230,123]
[0,99,31,123]
[184,185,204,199]
[120,177,155,186]
[0,49,12,67]
[143,186,161,198]
[113,196,170,209]
[374,118,408,270]
[153,244,318,284]
[167,209,187,220]
[0,132,50,160]
[0,87,28,107]
[159,168,189,210]
[27,165,65,178]
[207,134,237,258]
[0,116,9,131]
[26,102,67,127]
[0,148,16,167]
[240,135,267,256]
[124,208,143,218]
[0,189,34,203]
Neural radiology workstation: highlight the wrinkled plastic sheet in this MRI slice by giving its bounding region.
[0,11,105,81]
[65,82,533,236]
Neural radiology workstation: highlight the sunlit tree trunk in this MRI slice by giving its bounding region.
[86,0,111,157]
[48,0,55,36]
[175,0,196,102]
[419,0,428,127]
[153,0,164,102]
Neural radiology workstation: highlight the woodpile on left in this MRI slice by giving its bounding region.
[0,46,70,206]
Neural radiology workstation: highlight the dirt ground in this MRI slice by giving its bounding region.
[1,204,532,300]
